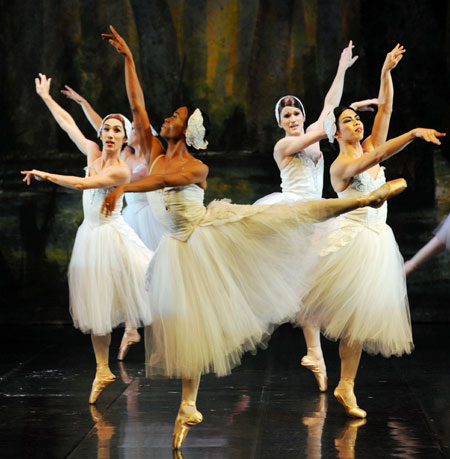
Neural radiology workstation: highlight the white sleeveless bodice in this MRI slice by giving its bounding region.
[82,168,124,225]
[337,167,387,232]
[146,184,206,241]
[280,153,324,200]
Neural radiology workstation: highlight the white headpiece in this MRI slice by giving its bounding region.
[185,108,208,150]
[98,114,133,140]
[323,110,337,143]
[274,95,306,125]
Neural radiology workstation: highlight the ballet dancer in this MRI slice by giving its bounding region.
[21,74,153,403]
[296,44,445,418]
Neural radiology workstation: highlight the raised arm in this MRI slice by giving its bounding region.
[21,164,130,191]
[331,128,445,189]
[274,130,327,164]
[307,41,358,133]
[363,45,405,151]
[102,26,164,163]
[60,85,103,132]
[35,74,98,156]
[102,160,209,216]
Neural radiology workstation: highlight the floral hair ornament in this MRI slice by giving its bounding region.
[323,110,337,143]
[274,95,306,125]
[98,114,133,140]
[185,108,208,150]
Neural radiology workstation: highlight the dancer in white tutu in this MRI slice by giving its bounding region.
[21,74,153,404]
[256,40,377,392]
[296,45,446,418]
[61,85,167,360]
[405,214,450,275]
[102,26,408,449]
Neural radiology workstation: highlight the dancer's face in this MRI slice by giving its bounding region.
[160,106,188,140]
[101,118,127,151]
[336,109,364,143]
[279,106,304,135]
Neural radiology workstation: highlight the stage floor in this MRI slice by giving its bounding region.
[0,323,448,458]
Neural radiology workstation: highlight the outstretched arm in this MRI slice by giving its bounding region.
[35,74,98,156]
[307,41,358,133]
[60,85,103,132]
[405,237,446,276]
[102,160,209,216]
[21,164,130,191]
[331,128,445,188]
[102,26,164,164]
[363,44,405,151]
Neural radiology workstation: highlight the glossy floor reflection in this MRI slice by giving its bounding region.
[0,323,448,458]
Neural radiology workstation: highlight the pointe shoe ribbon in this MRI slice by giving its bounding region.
[172,400,203,450]
[301,355,328,392]
[117,331,141,361]
[89,375,116,404]
[365,178,407,209]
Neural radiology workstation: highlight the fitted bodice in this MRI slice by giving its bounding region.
[337,167,387,232]
[280,153,324,200]
[82,167,123,225]
[146,184,206,241]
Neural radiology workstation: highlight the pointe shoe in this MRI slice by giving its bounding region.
[89,374,116,404]
[301,355,328,392]
[364,178,407,209]
[117,330,141,361]
[172,400,203,450]
[334,383,367,419]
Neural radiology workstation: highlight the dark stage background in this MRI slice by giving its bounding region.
[0,0,449,323]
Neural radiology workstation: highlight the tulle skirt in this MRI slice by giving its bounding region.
[144,199,347,379]
[69,217,153,336]
[296,222,413,357]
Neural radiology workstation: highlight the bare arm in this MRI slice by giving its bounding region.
[363,45,405,151]
[35,74,98,156]
[21,165,130,190]
[102,160,209,216]
[102,26,164,164]
[331,128,445,188]
[60,85,103,131]
[405,237,446,276]
[307,41,358,132]
[274,130,326,166]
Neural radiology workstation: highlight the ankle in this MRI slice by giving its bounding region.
[306,346,323,360]
[337,378,355,390]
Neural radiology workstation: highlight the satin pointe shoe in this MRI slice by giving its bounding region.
[89,374,116,404]
[334,381,367,419]
[301,355,328,392]
[117,330,141,361]
[364,178,407,209]
[172,400,203,450]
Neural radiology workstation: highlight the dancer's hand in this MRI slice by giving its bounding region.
[35,73,52,99]
[413,129,446,145]
[382,44,405,74]
[60,85,84,104]
[338,40,359,70]
[102,25,132,59]
[102,186,124,216]
[350,98,379,112]
[21,169,47,185]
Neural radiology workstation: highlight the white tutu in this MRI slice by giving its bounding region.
[69,183,153,336]
[123,192,168,251]
[144,184,356,379]
[296,168,413,357]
